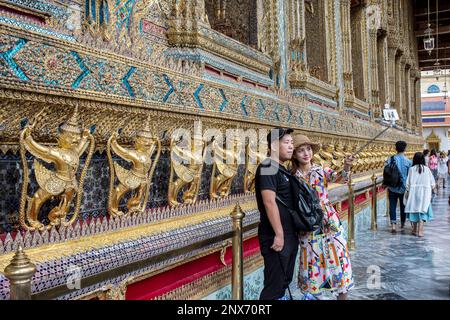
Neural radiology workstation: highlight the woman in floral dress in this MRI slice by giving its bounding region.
[291,134,356,300]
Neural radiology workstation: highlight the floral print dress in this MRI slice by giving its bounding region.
[296,165,354,298]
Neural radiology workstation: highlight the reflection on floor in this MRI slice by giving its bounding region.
[348,187,450,300]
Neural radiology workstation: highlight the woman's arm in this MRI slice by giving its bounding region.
[323,167,349,184]
[323,155,355,184]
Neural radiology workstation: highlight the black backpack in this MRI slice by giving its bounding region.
[276,169,324,233]
[383,156,402,188]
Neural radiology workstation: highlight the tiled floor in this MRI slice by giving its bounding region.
[347,188,450,300]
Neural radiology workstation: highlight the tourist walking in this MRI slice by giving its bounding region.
[255,128,299,300]
[404,152,435,237]
[290,134,355,300]
[437,151,448,190]
[428,149,438,182]
[385,141,412,232]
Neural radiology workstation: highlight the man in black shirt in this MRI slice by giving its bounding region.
[255,127,298,300]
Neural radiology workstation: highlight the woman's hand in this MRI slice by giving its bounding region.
[343,155,357,171]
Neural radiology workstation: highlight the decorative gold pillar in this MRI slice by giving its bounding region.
[347,177,355,250]
[371,174,378,231]
[230,203,245,300]
[4,247,36,300]
[341,0,354,106]
[368,28,379,118]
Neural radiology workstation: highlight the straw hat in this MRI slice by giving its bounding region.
[293,134,321,153]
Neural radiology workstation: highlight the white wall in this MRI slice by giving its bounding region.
[421,70,450,98]
[422,127,450,152]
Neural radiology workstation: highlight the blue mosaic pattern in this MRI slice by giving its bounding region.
[0,37,28,81]
[122,66,136,97]
[218,89,228,112]
[193,83,204,109]
[71,51,91,89]
[115,0,136,31]
[0,32,414,142]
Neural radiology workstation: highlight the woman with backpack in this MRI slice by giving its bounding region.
[290,134,356,300]
[404,152,435,237]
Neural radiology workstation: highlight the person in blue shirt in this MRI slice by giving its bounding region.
[386,141,412,233]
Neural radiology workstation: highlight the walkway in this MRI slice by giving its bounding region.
[348,188,450,300]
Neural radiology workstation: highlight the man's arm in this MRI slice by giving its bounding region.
[261,189,284,251]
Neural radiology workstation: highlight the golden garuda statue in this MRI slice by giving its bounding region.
[331,142,346,171]
[19,106,95,230]
[107,116,161,217]
[319,143,335,169]
[244,140,267,193]
[168,130,207,206]
[210,135,242,199]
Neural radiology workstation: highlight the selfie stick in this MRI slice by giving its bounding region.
[351,123,393,157]
[351,106,398,158]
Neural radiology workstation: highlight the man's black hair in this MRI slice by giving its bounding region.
[395,140,407,153]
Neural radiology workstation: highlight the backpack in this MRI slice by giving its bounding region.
[383,156,402,188]
[275,169,324,233]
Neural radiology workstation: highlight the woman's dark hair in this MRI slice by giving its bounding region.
[413,152,426,174]
[423,149,430,156]
[430,149,437,157]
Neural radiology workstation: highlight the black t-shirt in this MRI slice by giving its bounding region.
[255,158,296,237]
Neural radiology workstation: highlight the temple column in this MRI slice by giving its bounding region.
[377,32,389,111]
[394,53,404,123]
[399,58,407,128]
[387,45,397,109]
[415,73,422,133]
[409,71,415,130]
[287,0,308,88]
[368,28,379,119]
[405,64,411,128]
[340,0,354,107]
[167,0,209,45]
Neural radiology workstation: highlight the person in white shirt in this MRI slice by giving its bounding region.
[404,152,436,237]
[438,151,448,190]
